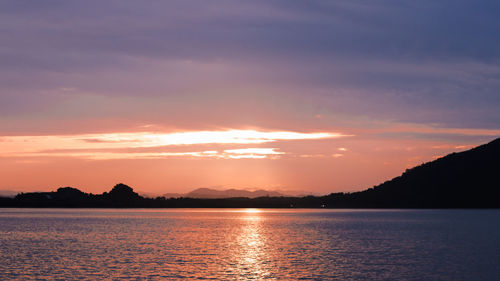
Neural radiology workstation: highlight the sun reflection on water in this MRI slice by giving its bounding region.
[225,209,275,279]
[242,208,262,214]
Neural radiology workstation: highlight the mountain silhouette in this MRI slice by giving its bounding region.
[323,137,500,208]
[106,183,140,199]
[184,188,285,199]
[56,187,87,200]
[102,183,142,206]
[1,138,498,208]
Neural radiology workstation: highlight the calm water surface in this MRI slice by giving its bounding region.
[1,208,499,280]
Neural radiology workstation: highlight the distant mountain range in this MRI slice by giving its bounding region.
[1,137,498,208]
[0,190,21,198]
[163,188,285,199]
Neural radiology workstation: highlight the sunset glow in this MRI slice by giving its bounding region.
[0,130,343,161]
[0,0,498,196]
[1,2,499,280]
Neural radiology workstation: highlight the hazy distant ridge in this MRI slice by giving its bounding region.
[183,188,284,199]
[160,188,311,199]
[0,190,20,198]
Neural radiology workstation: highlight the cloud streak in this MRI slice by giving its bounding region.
[0,130,345,160]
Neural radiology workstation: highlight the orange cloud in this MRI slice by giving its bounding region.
[0,129,347,160]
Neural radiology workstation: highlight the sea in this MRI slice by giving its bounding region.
[1,208,499,280]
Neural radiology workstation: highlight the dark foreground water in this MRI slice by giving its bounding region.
[1,209,500,280]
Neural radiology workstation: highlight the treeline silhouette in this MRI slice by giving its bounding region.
[0,184,303,208]
[1,138,499,208]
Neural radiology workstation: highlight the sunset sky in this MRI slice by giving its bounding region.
[1,1,499,195]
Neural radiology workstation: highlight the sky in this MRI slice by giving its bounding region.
[1,0,499,195]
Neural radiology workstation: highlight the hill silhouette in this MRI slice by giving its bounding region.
[329,137,499,208]
[184,188,285,199]
[9,183,144,208]
[0,138,498,208]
